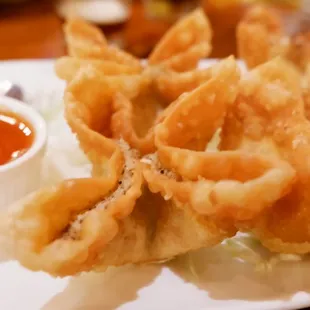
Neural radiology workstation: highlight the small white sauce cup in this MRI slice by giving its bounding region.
[0,96,47,209]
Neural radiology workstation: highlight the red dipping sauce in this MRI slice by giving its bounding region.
[0,111,34,166]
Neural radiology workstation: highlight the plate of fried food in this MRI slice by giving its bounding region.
[2,5,310,310]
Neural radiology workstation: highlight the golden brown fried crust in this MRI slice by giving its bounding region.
[2,55,299,277]
[94,189,236,269]
[302,64,310,121]
[237,5,285,69]
[55,57,142,82]
[220,58,310,253]
[64,18,108,58]
[64,18,142,69]
[155,65,214,102]
[143,57,295,221]
[148,8,212,71]
[237,6,310,123]
[63,55,225,156]
[238,5,310,73]
[0,156,236,277]
[60,13,212,82]
[5,8,309,278]
[57,12,219,156]
[0,59,244,277]
[64,64,148,180]
[0,142,143,277]
[111,92,159,155]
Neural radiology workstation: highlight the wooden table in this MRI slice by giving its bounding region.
[0,0,65,59]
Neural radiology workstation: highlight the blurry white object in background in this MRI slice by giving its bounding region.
[56,0,131,25]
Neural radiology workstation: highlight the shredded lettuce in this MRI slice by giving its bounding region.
[223,234,303,272]
[223,234,304,274]
[173,234,305,281]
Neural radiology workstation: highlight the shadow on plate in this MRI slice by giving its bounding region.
[42,242,310,309]
[42,264,162,310]
[170,244,310,302]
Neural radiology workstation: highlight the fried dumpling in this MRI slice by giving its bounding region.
[220,57,310,253]
[237,5,310,72]
[302,64,310,121]
[64,18,142,70]
[64,64,150,178]
[63,63,164,155]
[62,9,212,79]
[237,5,310,122]
[149,8,212,72]
[0,140,143,277]
[0,133,236,277]
[55,56,142,82]
[237,5,285,69]
[144,57,295,221]
[111,60,224,154]
[64,57,229,156]
[154,63,215,102]
[0,63,243,278]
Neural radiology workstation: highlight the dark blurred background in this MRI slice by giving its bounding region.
[0,0,303,60]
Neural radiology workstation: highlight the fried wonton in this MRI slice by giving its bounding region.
[64,57,234,156]
[154,64,215,102]
[60,8,212,83]
[0,139,144,276]
[143,57,295,221]
[237,5,310,72]
[1,7,302,279]
[111,59,234,154]
[237,5,285,69]
[237,5,310,123]
[55,57,142,82]
[64,64,151,177]
[64,18,142,70]
[148,8,212,72]
[220,57,310,253]
[0,62,248,278]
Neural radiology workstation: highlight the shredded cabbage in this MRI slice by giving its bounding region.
[222,234,304,273]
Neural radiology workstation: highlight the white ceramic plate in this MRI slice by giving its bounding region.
[0,60,310,310]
